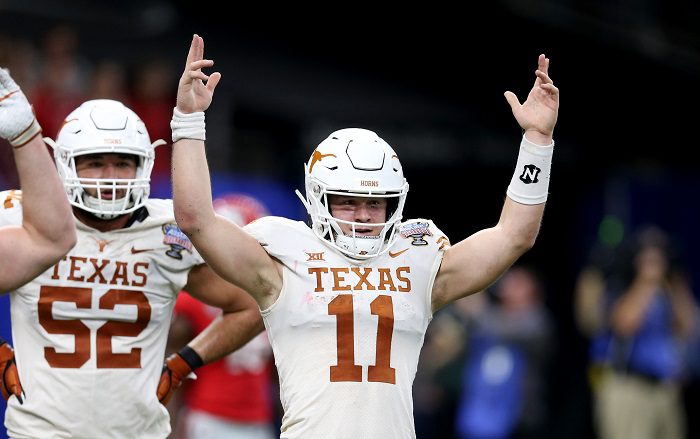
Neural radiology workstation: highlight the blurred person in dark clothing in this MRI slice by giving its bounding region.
[450,265,554,439]
[575,225,695,439]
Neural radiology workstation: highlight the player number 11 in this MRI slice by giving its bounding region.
[328,294,396,384]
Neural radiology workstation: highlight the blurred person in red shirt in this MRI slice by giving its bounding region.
[129,58,177,182]
[30,25,89,139]
[167,193,277,439]
[88,60,128,102]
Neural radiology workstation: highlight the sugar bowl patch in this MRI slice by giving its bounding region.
[400,221,432,246]
[162,223,193,259]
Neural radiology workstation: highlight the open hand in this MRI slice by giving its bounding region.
[504,54,559,144]
[176,34,221,114]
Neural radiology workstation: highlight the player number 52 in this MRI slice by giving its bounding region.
[38,285,151,369]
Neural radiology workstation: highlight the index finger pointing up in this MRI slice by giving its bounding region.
[538,54,549,75]
[185,34,203,68]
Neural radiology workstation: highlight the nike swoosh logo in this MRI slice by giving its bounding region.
[389,248,409,258]
[130,247,154,254]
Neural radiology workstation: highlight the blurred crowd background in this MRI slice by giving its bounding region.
[2,1,700,438]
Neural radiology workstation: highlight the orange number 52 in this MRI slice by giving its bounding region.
[328,294,396,384]
[38,285,151,369]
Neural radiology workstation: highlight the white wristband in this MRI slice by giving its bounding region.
[171,107,206,143]
[506,135,554,205]
[10,118,42,148]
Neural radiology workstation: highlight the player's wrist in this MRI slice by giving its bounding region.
[523,129,552,146]
[9,118,42,149]
[506,134,554,205]
[175,345,204,372]
[170,107,205,143]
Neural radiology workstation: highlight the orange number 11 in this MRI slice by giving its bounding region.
[328,294,396,384]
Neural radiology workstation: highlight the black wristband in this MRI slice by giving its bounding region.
[0,336,7,346]
[177,345,203,371]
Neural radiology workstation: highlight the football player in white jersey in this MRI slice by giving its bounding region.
[1,96,263,439]
[171,35,559,439]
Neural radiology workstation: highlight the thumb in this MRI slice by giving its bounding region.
[206,72,222,94]
[504,91,520,111]
[156,369,172,402]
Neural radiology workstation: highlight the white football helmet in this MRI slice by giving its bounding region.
[45,99,166,219]
[296,128,409,259]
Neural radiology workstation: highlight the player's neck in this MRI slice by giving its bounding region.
[73,207,131,232]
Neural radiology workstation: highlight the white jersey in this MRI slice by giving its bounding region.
[0,191,204,439]
[244,216,450,439]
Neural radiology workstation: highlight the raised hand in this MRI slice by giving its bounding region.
[0,68,41,148]
[176,34,221,114]
[504,54,559,144]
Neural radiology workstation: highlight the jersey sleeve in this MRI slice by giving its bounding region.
[0,190,23,227]
[243,216,310,265]
[145,199,205,267]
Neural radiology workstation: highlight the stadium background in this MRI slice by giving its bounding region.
[2,1,699,437]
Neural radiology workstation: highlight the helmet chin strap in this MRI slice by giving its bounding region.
[334,233,382,257]
[82,192,134,220]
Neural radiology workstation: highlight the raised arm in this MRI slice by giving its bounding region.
[0,68,76,292]
[432,54,559,311]
[170,35,281,308]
